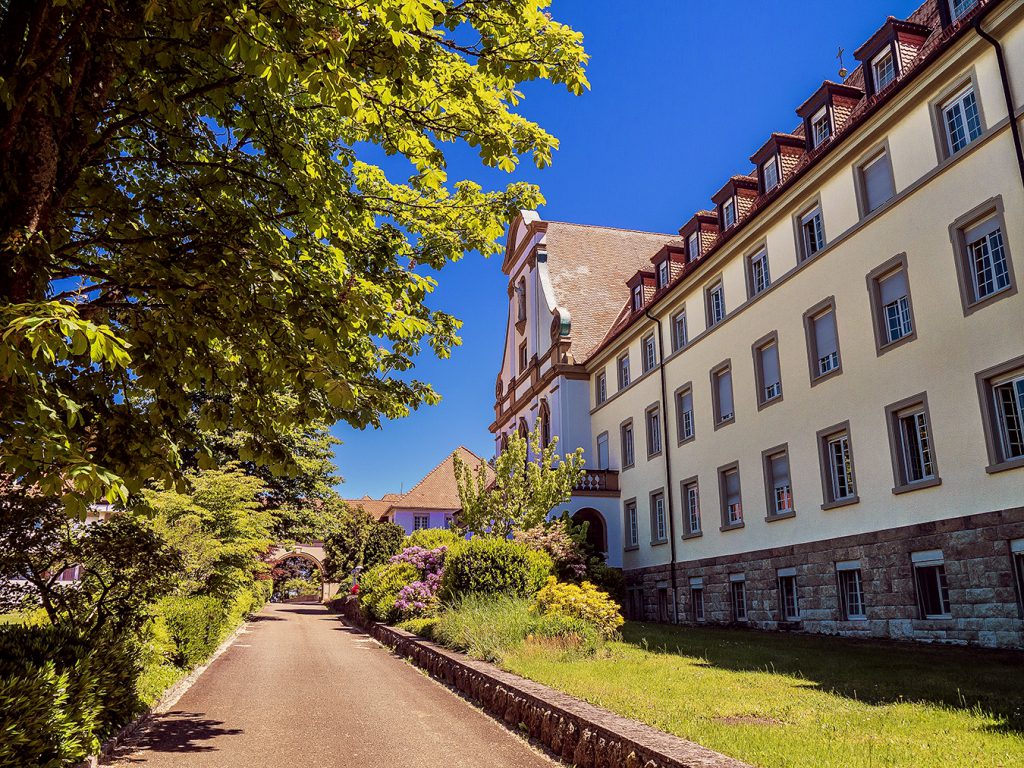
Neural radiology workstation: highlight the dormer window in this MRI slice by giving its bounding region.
[657,260,670,289]
[950,0,978,21]
[872,48,896,91]
[722,198,736,230]
[811,106,830,148]
[632,284,643,312]
[762,156,780,191]
[688,232,700,261]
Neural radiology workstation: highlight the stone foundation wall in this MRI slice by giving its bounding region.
[624,507,1024,648]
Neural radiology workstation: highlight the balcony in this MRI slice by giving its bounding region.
[574,469,619,496]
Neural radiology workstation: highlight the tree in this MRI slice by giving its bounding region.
[453,425,585,538]
[0,1,588,515]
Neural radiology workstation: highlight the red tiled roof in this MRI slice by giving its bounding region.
[393,446,494,511]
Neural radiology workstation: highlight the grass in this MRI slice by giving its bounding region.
[502,621,1024,768]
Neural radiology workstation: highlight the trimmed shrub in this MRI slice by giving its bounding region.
[404,528,463,550]
[533,577,624,639]
[358,562,418,623]
[440,538,552,601]
[362,521,406,569]
[156,595,227,668]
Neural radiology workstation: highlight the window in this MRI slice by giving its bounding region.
[762,155,780,191]
[818,422,858,508]
[711,362,734,428]
[798,206,825,262]
[413,514,430,531]
[763,446,794,518]
[719,463,743,529]
[753,333,782,407]
[871,47,896,91]
[671,310,688,352]
[747,249,770,297]
[950,0,979,21]
[778,568,800,621]
[624,500,638,549]
[912,550,951,619]
[539,402,551,448]
[688,231,700,261]
[1012,540,1024,611]
[836,561,866,620]
[642,333,657,373]
[942,85,982,155]
[952,209,1016,317]
[646,404,662,457]
[650,491,667,543]
[705,280,725,327]
[617,354,631,390]
[596,432,609,470]
[595,371,608,405]
[976,357,1024,472]
[722,198,736,229]
[657,260,670,289]
[858,149,895,215]
[730,575,747,621]
[682,478,701,536]
[620,420,635,468]
[627,588,643,620]
[867,256,915,353]
[811,106,830,147]
[689,578,705,622]
[804,299,841,383]
[675,385,694,443]
[632,284,643,312]
[886,394,939,492]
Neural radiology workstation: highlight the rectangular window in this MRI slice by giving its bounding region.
[799,206,825,262]
[805,300,841,382]
[650,491,667,543]
[690,579,705,622]
[642,333,657,373]
[747,249,770,297]
[676,386,694,443]
[818,423,858,507]
[596,432,609,470]
[617,354,630,390]
[950,0,979,21]
[625,500,638,548]
[763,447,794,517]
[719,463,743,528]
[671,310,688,352]
[646,405,662,457]
[657,260,670,289]
[966,217,1012,302]
[706,281,725,327]
[730,575,747,621]
[595,371,607,405]
[753,334,782,406]
[886,395,938,491]
[722,198,736,229]
[811,106,830,147]
[620,421,635,468]
[1012,540,1024,612]
[867,255,916,354]
[762,156,780,191]
[683,479,701,535]
[872,48,896,91]
[688,231,700,261]
[912,550,952,619]
[778,568,800,621]
[413,514,430,531]
[518,341,528,374]
[711,362,734,427]
[942,86,982,155]
[836,561,866,620]
[977,357,1024,472]
[859,149,895,214]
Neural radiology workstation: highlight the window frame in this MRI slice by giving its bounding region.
[912,550,952,620]
[941,84,984,156]
[718,460,744,531]
[704,277,726,328]
[803,296,843,386]
[722,197,737,229]
[632,284,643,312]
[620,418,635,470]
[689,579,706,622]
[816,420,860,510]
[642,332,658,373]
[730,575,748,622]
[745,246,771,299]
[674,383,695,445]
[518,340,528,376]
[884,392,942,494]
[871,46,897,92]
[710,359,735,430]
[975,354,1024,474]
[761,443,796,521]
[1012,539,1024,616]
[413,514,430,531]
[595,431,610,470]
[670,307,688,352]
[595,370,608,405]
[681,475,702,538]
[623,497,639,550]
[949,196,1017,316]
[836,561,867,620]
[810,105,831,148]
[688,231,701,262]
[751,331,783,410]
[645,402,662,458]
[794,201,826,263]
[777,568,801,622]
[853,142,896,218]
[617,353,631,390]
[762,154,780,192]
[649,488,667,545]
[930,72,986,161]
[866,253,917,356]
[657,260,670,290]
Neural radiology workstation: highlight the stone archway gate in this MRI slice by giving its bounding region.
[267,542,342,602]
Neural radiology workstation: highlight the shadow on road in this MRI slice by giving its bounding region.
[103,712,242,762]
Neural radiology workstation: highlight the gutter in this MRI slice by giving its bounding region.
[974,5,1024,190]
[645,309,679,622]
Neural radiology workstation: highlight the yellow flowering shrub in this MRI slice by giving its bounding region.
[532,577,624,639]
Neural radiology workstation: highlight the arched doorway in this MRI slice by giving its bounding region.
[572,508,607,556]
[269,552,325,602]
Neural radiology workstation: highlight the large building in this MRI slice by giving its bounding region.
[490,0,1024,648]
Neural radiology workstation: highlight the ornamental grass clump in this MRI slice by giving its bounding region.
[532,577,624,640]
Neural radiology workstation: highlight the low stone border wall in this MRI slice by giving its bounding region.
[336,597,750,768]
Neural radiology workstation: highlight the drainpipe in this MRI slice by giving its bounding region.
[645,308,679,622]
[975,8,1024,190]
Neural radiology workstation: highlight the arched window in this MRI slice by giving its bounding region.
[518,418,529,440]
[539,400,551,448]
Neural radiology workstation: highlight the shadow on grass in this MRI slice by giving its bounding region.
[247,614,285,622]
[620,621,1024,733]
[102,712,243,761]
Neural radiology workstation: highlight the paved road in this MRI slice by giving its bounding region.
[106,602,555,768]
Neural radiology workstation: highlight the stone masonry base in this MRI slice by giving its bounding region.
[625,507,1024,649]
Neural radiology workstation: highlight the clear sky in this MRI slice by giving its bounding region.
[330,0,925,499]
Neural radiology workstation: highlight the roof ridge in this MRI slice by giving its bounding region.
[545,219,679,238]
[404,446,482,495]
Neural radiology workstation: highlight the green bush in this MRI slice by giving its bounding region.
[404,528,463,550]
[396,616,440,639]
[0,624,143,768]
[358,562,418,623]
[362,521,406,569]
[533,577,624,639]
[440,537,552,601]
[531,612,602,653]
[156,595,227,669]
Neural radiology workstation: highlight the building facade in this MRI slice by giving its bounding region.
[491,0,1024,647]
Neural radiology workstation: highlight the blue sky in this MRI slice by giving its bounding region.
[331,0,924,498]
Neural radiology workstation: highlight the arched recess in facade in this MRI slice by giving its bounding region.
[572,508,608,556]
[269,551,327,600]
[538,399,552,448]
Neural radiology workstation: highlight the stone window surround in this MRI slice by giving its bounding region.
[673,381,695,445]
[948,195,1017,317]
[802,296,843,388]
[703,274,726,329]
[717,460,745,532]
[680,474,702,540]
[710,358,735,430]
[619,418,635,471]
[791,194,825,265]
[852,138,896,220]
[866,252,918,356]
[649,487,667,546]
[975,353,1024,474]
[751,330,784,410]
[743,239,771,300]
[622,497,639,552]
[816,419,861,511]
[645,401,662,459]
[594,430,610,471]
[761,442,796,522]
[884,391,943,494]
[927,67,986,163]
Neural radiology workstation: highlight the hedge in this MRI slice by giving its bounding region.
[155,595,227,669]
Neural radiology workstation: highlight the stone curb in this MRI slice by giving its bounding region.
[75,617,251,768]
[336,599,752,768]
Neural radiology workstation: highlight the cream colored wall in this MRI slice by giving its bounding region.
[589,10,1024,571]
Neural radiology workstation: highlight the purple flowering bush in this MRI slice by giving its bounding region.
[389,545,447,617]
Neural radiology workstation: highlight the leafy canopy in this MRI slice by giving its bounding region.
[0,0,589,514]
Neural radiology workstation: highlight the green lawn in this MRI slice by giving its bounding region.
[503,622,1024,768]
